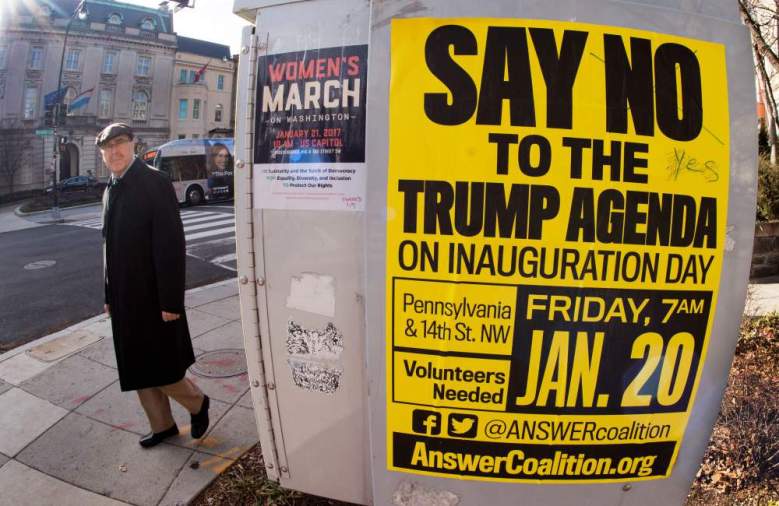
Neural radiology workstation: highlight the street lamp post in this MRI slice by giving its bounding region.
[51,0,88,222]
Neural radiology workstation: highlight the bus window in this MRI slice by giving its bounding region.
[158,157,175,179]
[165,155,207,182]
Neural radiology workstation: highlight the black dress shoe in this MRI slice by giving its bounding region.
[139,424,179,448]
[191,395,210,439]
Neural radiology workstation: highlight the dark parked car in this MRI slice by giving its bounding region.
[45,175,106,194]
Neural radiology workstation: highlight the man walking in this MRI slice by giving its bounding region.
[99,123,210,448]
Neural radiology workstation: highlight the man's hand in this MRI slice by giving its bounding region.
[104,304,110,316]
[162,311,180,322]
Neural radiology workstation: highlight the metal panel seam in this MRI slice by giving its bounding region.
[245,21,292,479]
[234,24,281,482]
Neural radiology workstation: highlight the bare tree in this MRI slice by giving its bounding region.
[740,0,779,162]
[0,127,31,197]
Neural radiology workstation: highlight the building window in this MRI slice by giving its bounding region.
[178,134,186,139]
[0,46,7,70]
[178,99,188,120]
[193,99,200,119]
[179,69,187,83]
[28,46,44,70]
[217,75,224,90]
[192,134,199,139]
[136,55,151,76]
[140,18,155,30]
[189,70,196,83]
[0,79,5,99]
[214,104,222,122]
[102,51,117,74]
[65,48,80,71]
[98,89,113,118]
[132,90,148,120]
[23,86,38,119]
[107,13,122,25]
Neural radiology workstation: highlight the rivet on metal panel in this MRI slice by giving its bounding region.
[279,466,289,473]
[266,382,276,390]
[256,277,266,286]
[266,463,274,469]
[251,380,260,388]
[239,276,248,285]
[622,484,632,491]
[241,45,249,54]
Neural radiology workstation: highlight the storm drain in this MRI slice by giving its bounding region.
[190,349,247,378]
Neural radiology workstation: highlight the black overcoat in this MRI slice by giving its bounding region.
[103,158,195,391]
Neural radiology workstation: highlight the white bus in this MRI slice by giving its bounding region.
[150,138,234,206]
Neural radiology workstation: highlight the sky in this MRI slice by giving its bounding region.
[130,0,252,55]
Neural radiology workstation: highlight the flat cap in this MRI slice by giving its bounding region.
[95,123,134,147]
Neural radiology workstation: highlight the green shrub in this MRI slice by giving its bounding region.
[759,123,769,156]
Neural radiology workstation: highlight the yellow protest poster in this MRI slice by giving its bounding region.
[386,18,728,483]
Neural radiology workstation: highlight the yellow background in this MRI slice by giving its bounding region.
[386,17,729,482]
[393,351,511,410]
[393,278,516,355]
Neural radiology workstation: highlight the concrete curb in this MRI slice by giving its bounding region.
[0,278,239,365]
[184,277,236,295]
[13,200,102,218]
[0,313,108,365]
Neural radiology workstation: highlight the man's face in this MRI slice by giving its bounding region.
[100,135,135,175]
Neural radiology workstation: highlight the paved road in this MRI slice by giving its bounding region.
[0,203,236,350]
[63,204,237,271]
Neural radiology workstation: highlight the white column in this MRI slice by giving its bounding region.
[80,136,96,176]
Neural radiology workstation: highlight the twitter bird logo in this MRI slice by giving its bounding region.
[448,413,478,438]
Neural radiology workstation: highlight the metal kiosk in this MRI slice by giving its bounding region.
[231,1,757,504]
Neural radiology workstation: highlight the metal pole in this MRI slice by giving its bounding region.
[51,0,86,222]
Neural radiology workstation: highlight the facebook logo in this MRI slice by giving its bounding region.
[411,409,441,436]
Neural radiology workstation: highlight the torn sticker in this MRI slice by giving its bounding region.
[287,321,343,359]
[287,357,343,394]
[287,320,344,394]
[286,272,336,317]
[392,481,459,506]
[725,224,735,252]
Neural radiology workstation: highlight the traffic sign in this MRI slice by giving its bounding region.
[35,129,54,137]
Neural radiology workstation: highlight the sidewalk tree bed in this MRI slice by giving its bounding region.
[687,312,779,505]
[0,189,42,206]
[18,192,102,213]
[193,314,779,505]
[191,444,350,506]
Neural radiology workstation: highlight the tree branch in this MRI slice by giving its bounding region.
[755,42,779,163]
[741,0,779,72]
